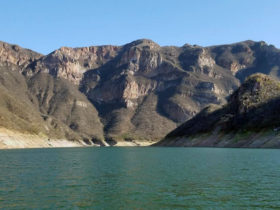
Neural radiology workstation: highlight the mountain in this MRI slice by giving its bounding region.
[156,74,280,148]
[1,39,280,148]
[0,41,105,148]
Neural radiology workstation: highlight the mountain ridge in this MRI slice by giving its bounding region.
[1,39,280,148]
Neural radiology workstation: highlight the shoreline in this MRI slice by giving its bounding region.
[0,128,84,149]
[0,128,156,149]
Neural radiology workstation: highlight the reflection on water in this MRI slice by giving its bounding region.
[0,147,280,209]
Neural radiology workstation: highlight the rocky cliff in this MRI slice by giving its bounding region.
[1,39,280,147]
[156,74,280,148]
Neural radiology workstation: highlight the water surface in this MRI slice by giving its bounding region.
[0,147,280,209]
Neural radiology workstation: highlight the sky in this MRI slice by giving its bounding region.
[0,0,280,54]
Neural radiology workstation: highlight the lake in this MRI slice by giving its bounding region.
[0,147,280,209]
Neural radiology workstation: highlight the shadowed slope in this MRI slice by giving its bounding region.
[156,74,280,148]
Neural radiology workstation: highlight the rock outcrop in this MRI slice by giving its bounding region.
[25,45,120,85]
[0,41,42,68]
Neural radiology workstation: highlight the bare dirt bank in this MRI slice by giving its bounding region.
[0,128,84,149]
[0,128,157,149]
[114,140,155,147]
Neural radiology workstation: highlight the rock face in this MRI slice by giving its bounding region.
[25,45,120,85]
[0,41,42,68]
[1,39,280,146]
[156,74,280,148]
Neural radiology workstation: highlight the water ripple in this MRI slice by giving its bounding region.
[0,147,280,209]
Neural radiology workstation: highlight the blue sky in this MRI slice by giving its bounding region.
[1,0,279,54]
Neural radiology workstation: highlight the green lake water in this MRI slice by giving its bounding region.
[0,147,280,209]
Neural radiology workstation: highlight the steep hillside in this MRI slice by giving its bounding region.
[0,43,105,147]
[1,39,280,147]
[156,74,280,148]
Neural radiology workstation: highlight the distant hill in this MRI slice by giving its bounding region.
[155,74,280,148]
[1,39,280,147]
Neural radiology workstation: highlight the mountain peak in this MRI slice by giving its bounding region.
[125,39,160,49]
